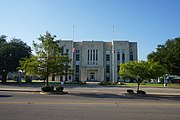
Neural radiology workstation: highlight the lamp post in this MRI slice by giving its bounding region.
[164,74,169,87]
[18,70,22,84]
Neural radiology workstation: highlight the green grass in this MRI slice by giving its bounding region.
[122,83,163,87]
[4,80,180,88]
[120,83,180,88]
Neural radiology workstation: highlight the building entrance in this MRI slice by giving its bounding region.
[90,73,95,81]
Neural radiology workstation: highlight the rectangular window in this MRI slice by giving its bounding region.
[122,49,125,63]
[93,49,95,60]
[75,75,79,81]
[96,49,98,61]
[106,76,110,82]
[75,65,79,72]
[76,50,80,61]
[106,54,110,61]
[75,65,80,82]
[117,49,120,61]
[60,76,63,81]
[130,50,133,61]
[117,65,120,72]
[106,65,110,73]
[66,49,69,55]
[88,49,89,65]
[90,50,92,60]
[69,75,71,80]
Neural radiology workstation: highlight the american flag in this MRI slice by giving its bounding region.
[72,48,76,52]
[112,49,115,53]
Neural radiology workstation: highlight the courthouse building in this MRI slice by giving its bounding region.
[54,40,137,83]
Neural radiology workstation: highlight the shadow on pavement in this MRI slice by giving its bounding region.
[0,95,13,98]
[70,92,180,101]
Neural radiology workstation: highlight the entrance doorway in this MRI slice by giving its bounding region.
[90,73,95,81]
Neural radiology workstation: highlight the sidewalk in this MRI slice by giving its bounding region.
[0,84,41,92]
[0,83,180,96]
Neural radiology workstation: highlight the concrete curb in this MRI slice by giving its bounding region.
[0,89,41,93]
[40,91,68,95]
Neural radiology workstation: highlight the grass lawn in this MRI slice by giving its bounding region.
[4,80,180,88]
[121,83,180,88]
[122,83,164,87]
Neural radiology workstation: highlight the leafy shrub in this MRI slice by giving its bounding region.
[137,90,146,95]
[78,81,86,85]
[127,89,134,94]
[56,86,64,92]
[41,85,54,92]
[98,82,117,85]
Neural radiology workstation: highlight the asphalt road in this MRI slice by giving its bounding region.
[0,84,180,120]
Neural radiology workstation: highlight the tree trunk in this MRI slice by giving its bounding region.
[46,76,49,86]
[137,83,140,92]
[1,72,7,84]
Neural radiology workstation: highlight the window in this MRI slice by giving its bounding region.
[75,65,79,81]
[88,49,98,66]
[106,65,110,73]
[130,50,133,61]
[117,65,120,72]
[117,49,120,61]
[66,49,69,55]
[60,76,63,81]
[90,50,92,60]
[88,49,89,65]
[69,75,71,80]
[93,49,95,60]
[106,54,110,61]
[106,76,110,81]
[96,49,98,61]
[76,50,80,61]
[122,49,125,63]
[75,65,79,72]
[75,75,79,81]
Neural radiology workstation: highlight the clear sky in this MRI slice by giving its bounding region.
[0,0,179,60]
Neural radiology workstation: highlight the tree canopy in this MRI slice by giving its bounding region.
[0,35,31,83]
[19,32,72,86]
[119,61,164,91]
[147,38,180,75]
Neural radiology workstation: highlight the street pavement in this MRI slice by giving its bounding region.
[0,83,180,120]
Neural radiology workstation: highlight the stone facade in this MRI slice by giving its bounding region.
[53,40,137,82]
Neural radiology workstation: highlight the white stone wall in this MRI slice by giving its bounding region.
[51,40,137,82]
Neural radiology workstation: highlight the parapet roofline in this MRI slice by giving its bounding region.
[58,39,136,42]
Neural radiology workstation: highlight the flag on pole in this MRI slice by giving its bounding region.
[72,47,76,52]
[112,49,115,53]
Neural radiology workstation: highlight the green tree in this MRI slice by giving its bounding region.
[0,36,31,83]
[19,32,72,86]
[148,38,180,75]
[119,61,164,92]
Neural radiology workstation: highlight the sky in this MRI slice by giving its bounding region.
[0,0,180,60]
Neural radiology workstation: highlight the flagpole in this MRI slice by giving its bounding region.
[73,25,74,41]
[113,25,114,41]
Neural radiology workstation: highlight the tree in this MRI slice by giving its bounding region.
[0,36,31,83]
[148,38,180,75]
[19,32,72,86]
[119,61,164,92]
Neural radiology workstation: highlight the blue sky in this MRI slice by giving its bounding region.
[0,0,179,60]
